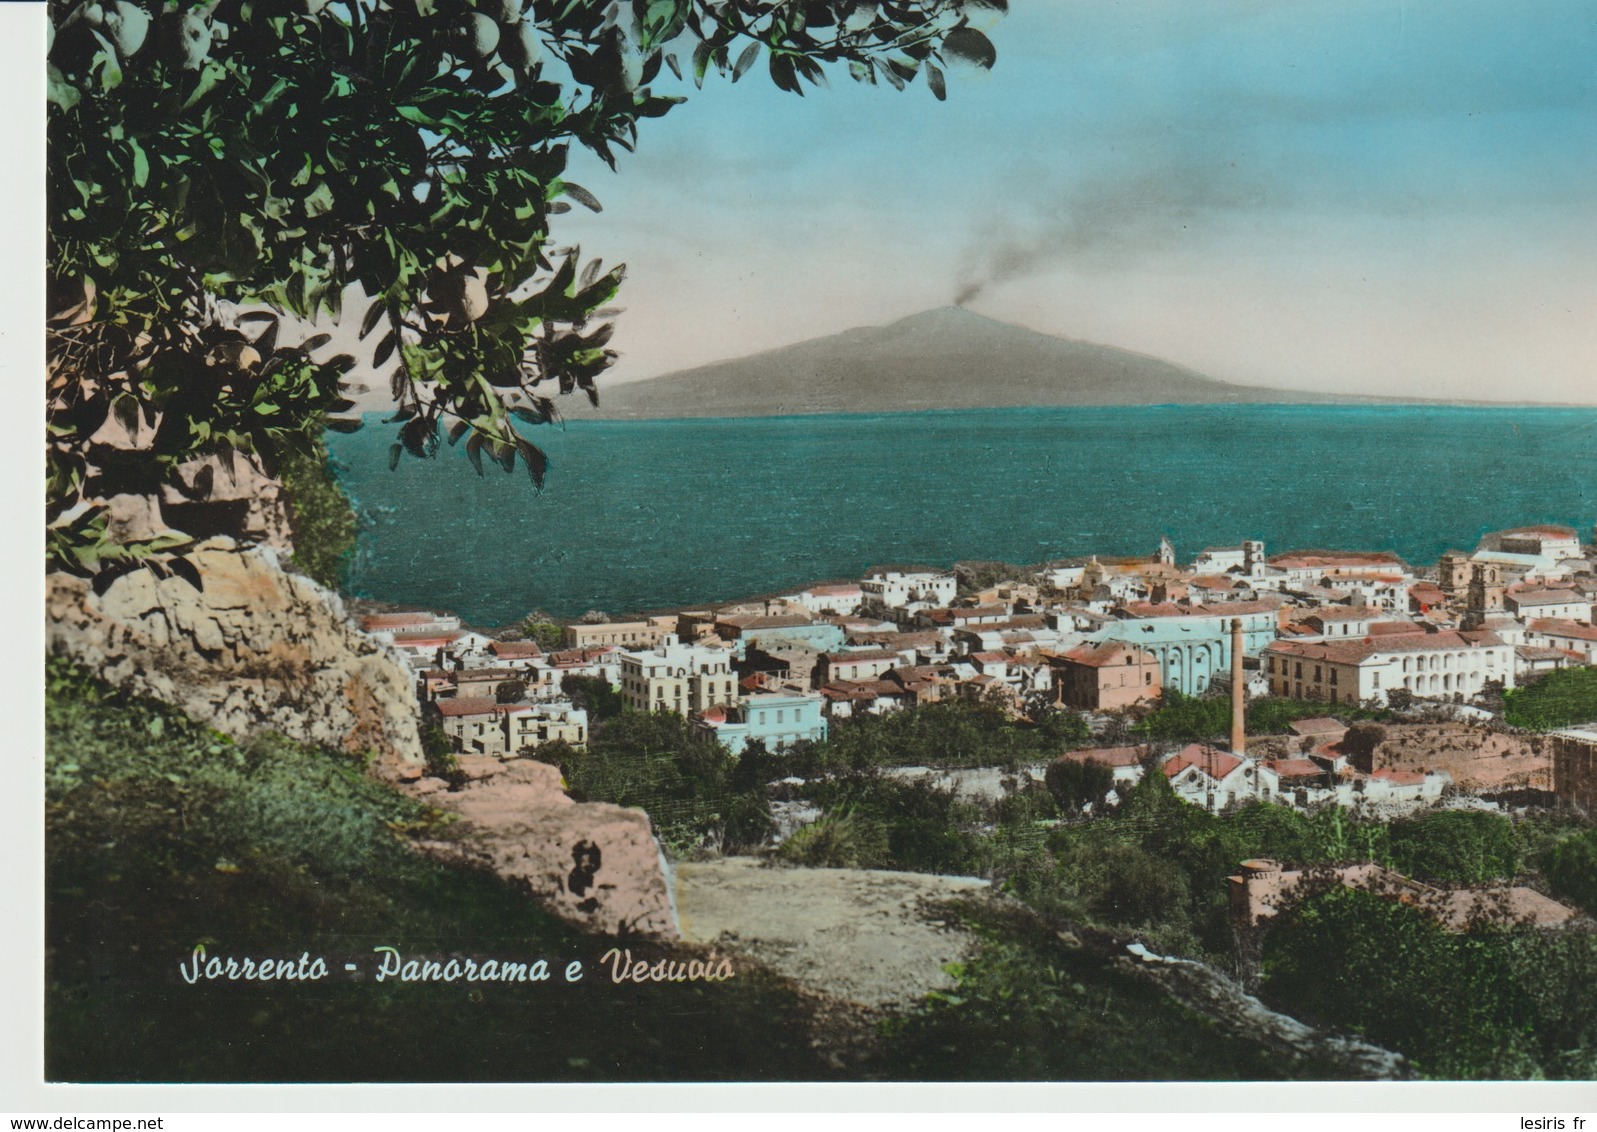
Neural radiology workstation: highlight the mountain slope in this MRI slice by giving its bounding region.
[591,306,1342,418]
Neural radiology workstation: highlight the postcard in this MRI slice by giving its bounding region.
[35,0,1597,1106]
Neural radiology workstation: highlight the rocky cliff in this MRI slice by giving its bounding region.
[46,535,681,938]
[47,536,427,779]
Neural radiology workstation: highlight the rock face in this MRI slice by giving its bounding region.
[46,536,425,779]
[411,758,680,940]
[48,536,680,939]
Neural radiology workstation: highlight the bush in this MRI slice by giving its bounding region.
[1044,758,1114,813]
[561,674,624,722]
[562,710,772,856]
[799,772,986,875]
[1245,697,1391,734]
[1130,690,1229,743]
[1386,811,1517,886]
[807,699,1042,771]
[1542,827,1597,917]
[881,899,1322,1081]
[1260,887,1593,1079]
[1339,723,1386,773]
[277,433,358,591]
[776,810,891,869]
[994,781,1061,827]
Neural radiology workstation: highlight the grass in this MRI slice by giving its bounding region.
[44,658,830,1083]
[879,897,1355,1081]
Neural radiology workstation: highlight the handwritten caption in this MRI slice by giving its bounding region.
[178,945,734,986]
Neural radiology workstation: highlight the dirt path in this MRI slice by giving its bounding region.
[673,857,989,1011]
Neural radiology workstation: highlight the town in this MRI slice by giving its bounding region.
[359,520,1597,827]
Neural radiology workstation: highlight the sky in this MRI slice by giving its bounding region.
[552,0,1597,404]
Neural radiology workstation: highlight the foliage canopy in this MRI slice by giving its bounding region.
[47,0,1002,580]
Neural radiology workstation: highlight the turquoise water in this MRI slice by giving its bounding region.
[327,405,1597,626]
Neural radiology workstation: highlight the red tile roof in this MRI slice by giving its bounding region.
[1367,621,1426,637]
[1264,758,1325,779]
[389,631,463,646]
[1163,744,1244,781]
[1059,746,1146,768]
[435,696,499,717]
[1306,606,1374,622]
[490,640,543,657]
[1510,589,1583,606]
[823,649,902,664]
[361,611,441,629]
[1270,550,1406,569]
[1056,642,1153,669]
[1265,629,1503,665]
[1118,600,1280,619]
[1529,619,1597,642]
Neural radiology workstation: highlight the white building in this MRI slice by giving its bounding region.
[1267,551,1414,587]
[1482,525,1585,563]
[1524,619,1597,665]
[434,697,589,756]
[859,571,957,614]
[619,642,739,715]
[1191,540,1265,576]
[1506,589,1593,622]
[1334,574,1411,614]
[1263,630,1514,706]
[781,584,864,615]
[1161,745,1282,812]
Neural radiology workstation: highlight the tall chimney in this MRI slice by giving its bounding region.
[1230,617,1246,756]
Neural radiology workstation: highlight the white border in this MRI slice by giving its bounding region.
[8,1,1593,1117]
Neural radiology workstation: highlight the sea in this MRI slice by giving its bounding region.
[325,404,1597,626]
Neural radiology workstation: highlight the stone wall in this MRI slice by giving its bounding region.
[1553,733,1597,813]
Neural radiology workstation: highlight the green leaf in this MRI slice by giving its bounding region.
[731,41,760,81]
[561,182,602,212]
[942,27,996,69]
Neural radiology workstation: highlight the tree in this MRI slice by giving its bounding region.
[1339,722,1386,773]
[47,0,1004,583]
[1259,887,1545,1079]
[1386,810,1517,886]
[560,672,624,721]
[493,677,527,703]
[1542,827,1597,918]
[519,612,565,651]
[1043,758,1113,813]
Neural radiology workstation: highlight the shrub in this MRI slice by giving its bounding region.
[1044,758,1115,813]
[1259,887,1583,1079]
[776,810,890,870]
[1542,827,1597,917]
[563,710,771,856]
[1386,811,1517,885]
[277,432,358,590]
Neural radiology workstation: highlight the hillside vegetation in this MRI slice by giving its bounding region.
[44,659,828,1083]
